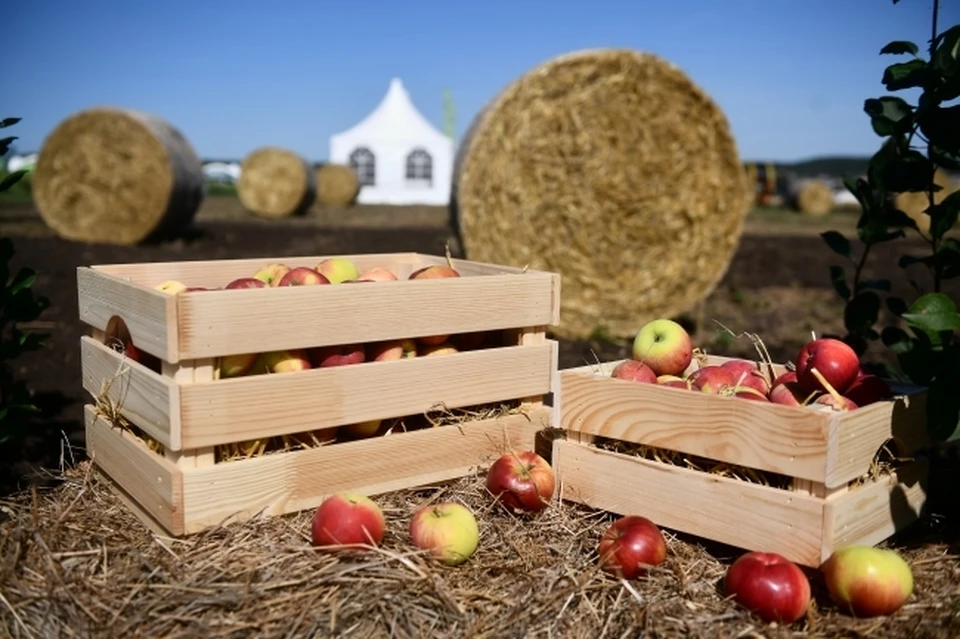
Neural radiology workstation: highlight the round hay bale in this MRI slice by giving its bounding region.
[32,107,204,245]
[893,168,957,234]
[454,48,752,340]
[315,163,360,207]
[789,178,834,216]
[237,147,316,218]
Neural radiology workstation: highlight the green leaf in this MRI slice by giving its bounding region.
[883,150,936,193]
[928,190,960,239]
[880,40,920,56]
[931,144,960,170]
[883,59,928,91]
[0,170,27,193]
[887,296,909,316]
[867,139,898,188]
[821,231,852,259]
[844,291,882,335]
[844,175,880,216]
[830,265,851,300]
[860,278,892,292]
[899,253,933,269]
[864,96,914,136]
[8,268,37,295]
[881,326,914,354]
[938,239,960,279]
[932,25,960,76]
[0,136,16,155]
[918,104,960,150]
[902,293,960,332]
[0,117,21,129]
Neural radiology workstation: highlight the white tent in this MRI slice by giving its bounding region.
[329,78,453,206]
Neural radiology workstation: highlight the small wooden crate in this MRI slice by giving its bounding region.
[552,355,930,567]
[78,252,561,537]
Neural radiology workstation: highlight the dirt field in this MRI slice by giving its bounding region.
[2,197,960,637]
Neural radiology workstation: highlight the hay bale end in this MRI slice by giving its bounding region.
[788,178,834,217]
[315,163,360,207]
[237,147,316,218]
[893,168,957,234]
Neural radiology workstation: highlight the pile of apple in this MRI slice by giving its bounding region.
[614,318,894,412]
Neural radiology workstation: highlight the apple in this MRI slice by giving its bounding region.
[734,387,770,402]
[154,280,187,294]
[339,420,382,439]
[408,502,479,566]
[769,378,807,407]
[631,318,694,377]
[724,551,811,624]
[277,266,330,286]
[357,267,398,282]
[367,339,418,361]
[450,331,489,351]
[485,450,556,513]
[219,352,259,378]
[821,546,915,618]
[184,286,210,292]
[409,264,461,280]
[123,341,162,372]
[316,257,360,284]
[689,365,737,394]
[225,277,267,289]
[720,359,770,396]
[311,493,386,549]
[770,371,797,391]
[597,515,668,580]
[261,349,311,373]
[815,393,858,412]
[795,337,860,396]
[611,359,658,384]
[310,343,366,367]
[253,263,291,286]
[844,374,893,407]
[420,343,458,357]
[657,375,692,390]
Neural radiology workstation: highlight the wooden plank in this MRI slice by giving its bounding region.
[77,267,178,362]
[84,405,184,535]
[553,440,828,567]
[80,336,179,449]
[91,252,425,289]
[162,359,217,462]
[178,343,555,448]
[560,369,833,481]
[822,460,928,564]
[179,408,549,533]
[175,272,558,358]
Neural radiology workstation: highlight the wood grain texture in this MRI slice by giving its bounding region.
[553,440,828,567]
[178,343,556,448]
[178,408,550,533]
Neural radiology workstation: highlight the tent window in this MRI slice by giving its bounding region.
[405,148,432,185]
[349,147,376,186]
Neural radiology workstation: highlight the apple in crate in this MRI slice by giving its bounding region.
[795,337,860,395]
[420,343,458,357]
[821,545,914,617]
[252,263,291,286]
[311,493,386,550]
[277,267,330,286]
[769,372,806,406]
[611,360,657,384]
[409,265,460,280]
[689,366,737,394]
[261,349,311,373]
[844,373,893,407]
[657,375,691,390]
[310,343,366,367]
[720,359,770,396]
[315,257,360,284]
[225,277,266,289]
[219,352,259,378]
[368,339,418,361]
[723,551,811,624]
[357,267,398,282]
[485,450,556,513]
[339,419,382,439]
[597,515,667,580]
[154,280,188,294]
[631,318,693,377]
[409,502,479,566]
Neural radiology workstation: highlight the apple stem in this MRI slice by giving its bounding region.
[810,366,845,406]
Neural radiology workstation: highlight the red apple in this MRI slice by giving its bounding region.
[418,334,450,347]
[769,379,808,407]
[485,450,556,513]
[409,502,480,566]
[357,267,398,282]
[409,265,461,280]
[253,263,291,286]
[611,359,658,384]
[724,551,811,624]
[720,359,770,396]
[310,343,366,367]
[844,374,893,407]
[315,257,359,284]
[657,374,692,390]
[225,277,267,289]
[420,343,458,357]
[311,493,386,549]
[123,341,161,372]
[689,365,737,394]
[770,371,797,391]
[815,393,858,412]
[795,337,860,395]
[367,339,417,361]
[821,546,914,618]
[277,266,330,286]
[734,387,770,402]
[631,318,694,377]
[597,515,667,580]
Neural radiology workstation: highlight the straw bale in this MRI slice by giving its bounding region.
[31,107,205,245]
[453,49,752,340]
[315,162,360,206]
[893,168,957,234]
[237,147,316,218]
[789,178,834,217]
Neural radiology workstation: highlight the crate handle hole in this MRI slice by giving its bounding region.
[103,315,133,354]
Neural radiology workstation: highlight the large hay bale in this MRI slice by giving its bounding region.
[893,168,957,234]
[32,107,204,245]
[454,48,752,340]
[315,163,360,207]
[789,178,834,216]
[237,147,316,218]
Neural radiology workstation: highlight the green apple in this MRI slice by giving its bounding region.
[252,263,291,286]
[315,257,360,284]
[821,546,914,617]
[408,502,479,566]
[632,318,694,377]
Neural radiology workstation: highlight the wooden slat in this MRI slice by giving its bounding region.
[179,408,549,533]
[560,369,833,481]
[84,405,184,535]
[176,273,558,358]
[553,439,828,567]
[80,336,179,449]
[179,343,556,448]
[77,267,178,361]
[822,461,929,564]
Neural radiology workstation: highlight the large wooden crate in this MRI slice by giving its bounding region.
[552,355,930,567]
[79,252,561,537]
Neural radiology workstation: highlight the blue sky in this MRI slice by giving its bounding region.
[7,0,958,163]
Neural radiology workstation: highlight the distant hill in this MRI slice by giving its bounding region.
[745,156,871,179]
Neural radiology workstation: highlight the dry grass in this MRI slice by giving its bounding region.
[237,147,316,219]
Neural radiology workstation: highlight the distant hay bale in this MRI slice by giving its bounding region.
[32,107,204,245]
[453,48,752,340]
[789,179,834,216]
[237,147,316,218]
[315,163,360,207]
[893,168,957,234]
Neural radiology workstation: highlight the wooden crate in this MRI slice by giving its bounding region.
[79,252,561,537]
[552,355,930,567]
